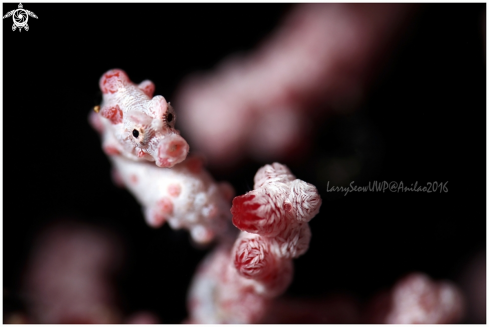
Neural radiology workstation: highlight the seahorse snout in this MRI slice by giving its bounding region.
[155,135,189,168]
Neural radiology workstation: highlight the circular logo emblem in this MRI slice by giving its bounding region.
[13,9,28,27]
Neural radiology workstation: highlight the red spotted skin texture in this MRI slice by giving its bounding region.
[91,70,230,245]
[90,76,233,245]
[90,77,232,244]
[168,183,181,197]
[100,105,123,124]
[101,70,125,94]
[106,154,233,244]
[157,197,173,215]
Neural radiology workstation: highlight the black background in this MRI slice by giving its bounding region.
[3,3,485,323]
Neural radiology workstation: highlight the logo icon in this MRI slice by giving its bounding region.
[3,3,38,32]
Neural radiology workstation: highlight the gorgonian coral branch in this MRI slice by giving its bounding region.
[187,163,322,322]
[364,273,465,323]
[175,4,412,167]
[22,221,123,324]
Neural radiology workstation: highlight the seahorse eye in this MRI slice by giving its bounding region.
[132,129,139,138]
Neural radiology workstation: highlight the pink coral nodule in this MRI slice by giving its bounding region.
[231,194,262,233]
